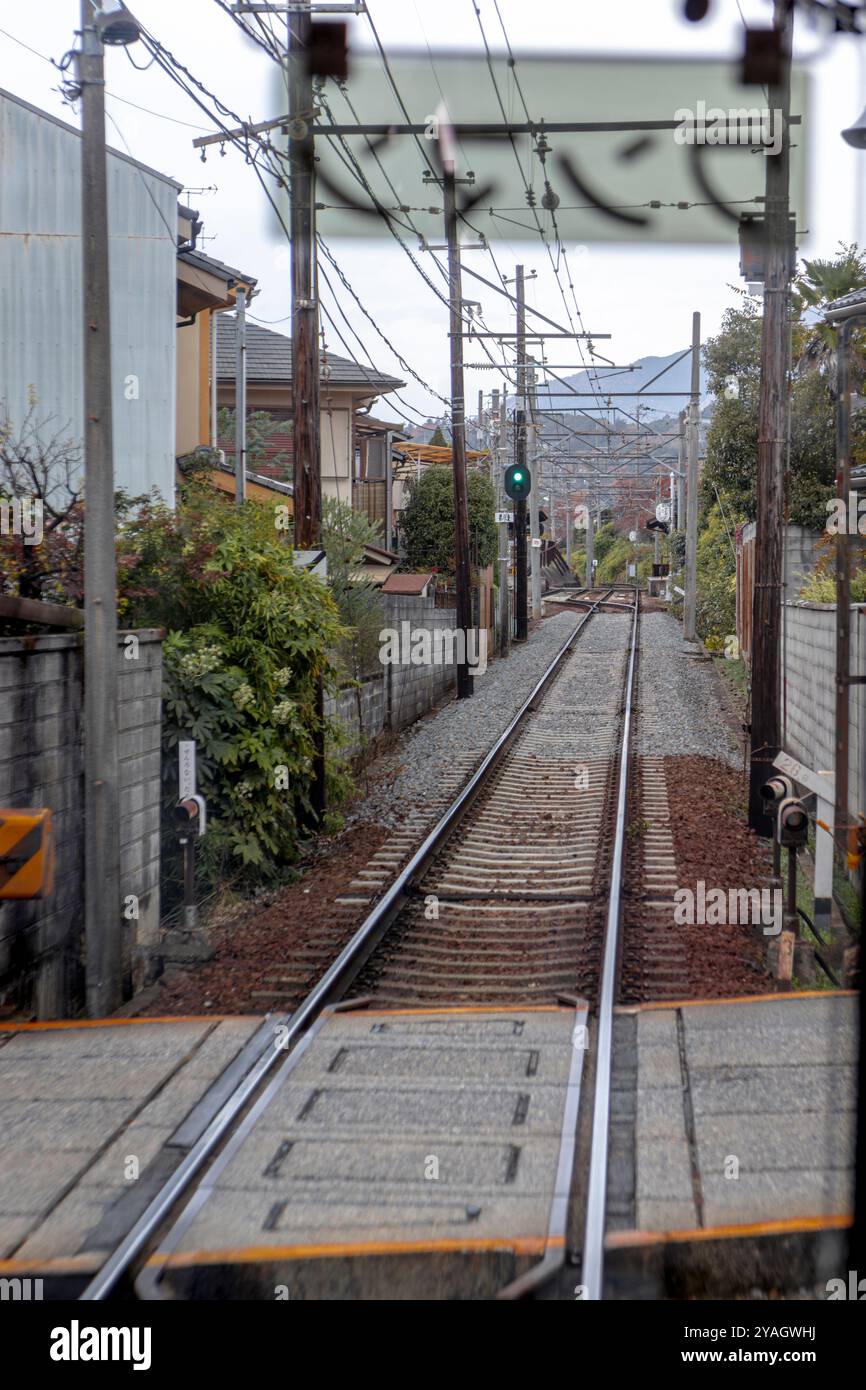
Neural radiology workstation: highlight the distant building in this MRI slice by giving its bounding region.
[0,88,182,502]
[214,316,404,508]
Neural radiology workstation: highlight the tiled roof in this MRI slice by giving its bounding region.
[825,287,866,319]
[216,315,404,393]
[179,248,257,287]
[381,573,434,595]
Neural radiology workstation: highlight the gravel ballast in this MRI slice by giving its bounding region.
[346,611,582,830]
[637,611,741,765]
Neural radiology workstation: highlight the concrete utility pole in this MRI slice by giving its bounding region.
[78,0,121,1017]
[585,498,595,586]
[288,3,325,813]
[495,387,510,657]
[234,286,247,506]
[565,485,572,571]
[749,0,793,835]
[443,161,473,698]
[683,311,701,642]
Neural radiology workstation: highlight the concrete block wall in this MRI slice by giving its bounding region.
[324,593,461,755]
[382,592,458,730]
[325,674,386,757]
[0,630,163,1017]
[783,602,866,824]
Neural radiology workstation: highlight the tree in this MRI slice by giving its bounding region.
[428,425,449,448]
[400,465,497,574]
[321,497,385,683]
[218,406,290,479]
[0,404,85,606]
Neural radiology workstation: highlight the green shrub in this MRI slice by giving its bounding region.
[400,465,497,574]
[120,480,349,892]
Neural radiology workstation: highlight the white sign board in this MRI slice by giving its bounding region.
[655,503,671,524]
[773,751,834,801]
[627,562,636,578]
[495,510,514,523]
[178,741,196,800]
[628,530,637,543]
[276,58,808,244]
[531,537,542,548]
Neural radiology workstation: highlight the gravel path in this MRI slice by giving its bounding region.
[346,612,580,830]
[637,611,741,765]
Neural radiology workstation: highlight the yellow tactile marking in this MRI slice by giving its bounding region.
[148,1233,561,1268]
[605,1213,851,1250]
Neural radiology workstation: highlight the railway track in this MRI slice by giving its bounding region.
[81,585,647,1302]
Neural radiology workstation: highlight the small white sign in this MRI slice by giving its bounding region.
[178,740,196,799]
[495,510,514,523]
[628,530,637,543]
[531,537,542,548]
[627,562,636,578]
[655,502,671,524]
[774,751,834,800]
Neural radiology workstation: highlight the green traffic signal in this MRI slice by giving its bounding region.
[503,463,532,500]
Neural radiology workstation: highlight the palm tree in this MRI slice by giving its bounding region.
[791,243,866,374]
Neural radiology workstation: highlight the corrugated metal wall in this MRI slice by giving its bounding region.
[0,89,179,504]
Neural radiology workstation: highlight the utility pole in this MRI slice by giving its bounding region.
[749,0,793,834]
[495,387,510,657]
[654,475,661,565]
[514,409,528,640]
[683,311,701,642]
[288,3,325,811]
[528,364,542,617]
[676,410,686,532]
[565,483,573,572]
[78,0,121,1017]
[234,286,247,506]
[514,266,529,640]
[443,161,473,698]
[586,495,595,587]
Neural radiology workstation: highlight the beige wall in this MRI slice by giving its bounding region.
[176,312,212,458]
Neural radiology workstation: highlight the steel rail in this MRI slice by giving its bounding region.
[581,586,640,1301]
[81,590,615,1301]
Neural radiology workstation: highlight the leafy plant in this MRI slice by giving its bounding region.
[321,496,385,683]
[399,465,497,574]
[117,480,349,893]
[218,406,290,479]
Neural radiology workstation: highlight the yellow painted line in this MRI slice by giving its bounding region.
[625,989,857,1013]
[338,1003,570,1019]
[0,1253,102,1275]
[0,1014,253,1032]
[149,1234,559,1268]
[605,1213,851,1250]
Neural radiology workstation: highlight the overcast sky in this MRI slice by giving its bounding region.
[1,1,863,426]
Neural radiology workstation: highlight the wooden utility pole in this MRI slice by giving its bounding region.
[514,266,530,637]
[288,4,325,812]
[495,387,510,657]
[443,163,473,698]
[749,0,793,834]
[78,1,121,1018]
[514,409,528,640]
[683,312,701,642]
[289,5,320,549]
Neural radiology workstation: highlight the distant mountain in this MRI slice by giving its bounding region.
[534,349,710,419]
